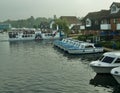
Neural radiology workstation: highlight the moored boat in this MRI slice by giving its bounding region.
[66,42,103,54]
[53,38,103,54]
[53,38,73,49]
[90,51,120,73]
[8,28,37,41]
[8,28,62,41]
[111,66,120,84]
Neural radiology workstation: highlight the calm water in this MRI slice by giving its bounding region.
[0,33,120,93]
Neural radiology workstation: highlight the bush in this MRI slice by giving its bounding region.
[78,35,86,41]
[99,41,120,49]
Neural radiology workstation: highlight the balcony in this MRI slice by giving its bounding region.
[117,24,120,30]
[80,25,85,30]
[100,24,111,30]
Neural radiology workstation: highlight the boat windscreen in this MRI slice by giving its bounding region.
[114,58,120,63]
[101,56,115,63]
[99,55,104,61]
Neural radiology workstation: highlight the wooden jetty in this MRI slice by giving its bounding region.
[104,47,114,52]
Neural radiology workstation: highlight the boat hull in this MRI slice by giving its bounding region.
[67,48,103,54]
[112,75,120,84]
[111,67,120,84]
[9,37,35,41]
[9,35,60,41]
[8,29,62,41]
[90,65,117,73]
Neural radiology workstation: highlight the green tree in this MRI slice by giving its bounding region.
[55,19,69,36]
[2,16,52,28]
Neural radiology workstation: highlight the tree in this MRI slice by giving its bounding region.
[2,16,51,28]
[54,19,69,36]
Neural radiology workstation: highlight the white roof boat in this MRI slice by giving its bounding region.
[53,38,73,49]
[53,38,83,50]
[62,40,83,51]
[67,42,103,54]
[59,39,79,50]
[111,66,120,84]
[8,28,61,41]
[90,51,120,73]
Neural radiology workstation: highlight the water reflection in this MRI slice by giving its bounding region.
[113,85,120,93]
[9,40,54,45]
[90,74,118,87]
[90,73,120,93]
[1,39,118,93]
[53,46,102,61]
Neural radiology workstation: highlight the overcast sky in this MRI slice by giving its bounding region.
[0,0,120,21]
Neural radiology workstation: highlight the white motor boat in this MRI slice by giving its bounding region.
[67,42,103,54]
[90,51,120,73]
[53,38,73,49]
[111,66,120,84]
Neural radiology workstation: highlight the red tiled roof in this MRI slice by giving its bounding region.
[60,16,79,24]
[83,10,110,20]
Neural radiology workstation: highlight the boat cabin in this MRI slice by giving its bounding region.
[98,52,120,64]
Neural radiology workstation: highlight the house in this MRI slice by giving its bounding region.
[80,10,109,35]
[60,16,80,33]
[100,2,120,39]
[81,2,120,40]
[0,24,11,32]
[50,16,80,33]
[60,16,80,28]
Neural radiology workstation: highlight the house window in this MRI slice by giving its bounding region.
[101,20,109,24]
[113,18,118,24]
[111,5,119,14]
[86,18,91,27]
[86,20,90,25]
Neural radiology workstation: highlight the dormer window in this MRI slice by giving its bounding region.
[111,6,117,12]
[86,21,90,25]
[110,4,119,14]
[86,18,91,27]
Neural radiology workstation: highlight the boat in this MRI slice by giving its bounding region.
[111,66,120,84]
[54,38,82,50]
[66,42,103,54]
[90,51,120,73]
[53,38,73,49]
[8,28,62,41]
[8,28,36,41]
[53,38,103,54]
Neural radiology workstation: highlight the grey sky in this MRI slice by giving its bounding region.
[0,0,120,21]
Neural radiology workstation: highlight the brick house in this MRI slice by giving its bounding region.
[80,10,109,35]
[81,2,120,40]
